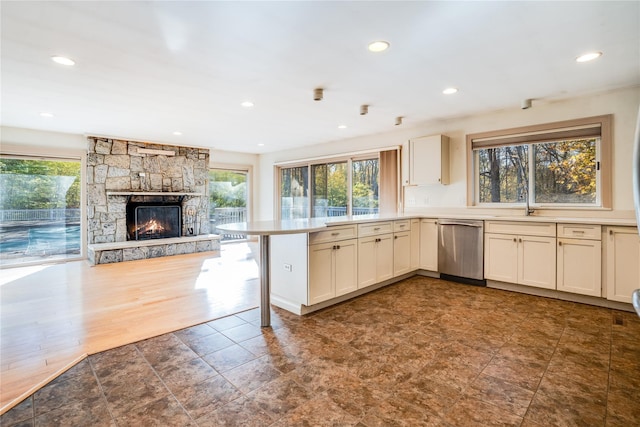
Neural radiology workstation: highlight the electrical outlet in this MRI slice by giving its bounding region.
[284,264,292,272]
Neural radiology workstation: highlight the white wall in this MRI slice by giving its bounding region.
[257,86,640,220]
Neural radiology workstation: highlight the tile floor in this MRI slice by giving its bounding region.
[2,276,639,426]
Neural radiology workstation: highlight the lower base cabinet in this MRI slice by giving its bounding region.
[606,226,640,303]
[556,224,602,297]
[358,234,393,288]
[484,221,556,290]
[309,238,358,305]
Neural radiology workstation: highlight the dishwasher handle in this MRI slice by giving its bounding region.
[438,220,483,228]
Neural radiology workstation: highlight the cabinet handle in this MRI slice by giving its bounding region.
[331,232,340,236]
[399,224,406,228]
[332,245,336,250]
[513,238,517,242]
[374,227,381,231]
[572,230,585,234]
[394,235,398,239]
[558,241,562,246]
[609,229,613,235]
[336,245,341,250]
[519,238,522,243]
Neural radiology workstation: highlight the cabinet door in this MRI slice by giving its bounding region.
[484,233,518,283]
[409,135,449,185]
[557,238,601,297]
[606,227,640,303]
[358,237,378,288]
[393,231,411,276]
[419,219,438,271]
[410,219,420,270]
[308,242,335,305]
[519,235,556,290]
[334,238,358,297]
[377,234,395,283]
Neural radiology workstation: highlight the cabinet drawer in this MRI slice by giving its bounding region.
[485,221,556,237]
[394,220,411,232]
[557,224,601,240]
[309,225,357,245]
[358,221,393,237]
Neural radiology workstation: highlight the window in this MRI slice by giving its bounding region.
[209,168,248,240]
[468,115,611,208]
[280,165,309,219]
[0,155,82,266]
[278,154,385,219]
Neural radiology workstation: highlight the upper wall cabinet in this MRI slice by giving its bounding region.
[406,134,450,186]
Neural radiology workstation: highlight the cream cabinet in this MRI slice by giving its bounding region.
[556,224,602,297]
[484,221,556,290]
[605,226,640,304]
[393,220,412,277]
[410,219,420,270]
[358,222,393,288]
[307,225,358,306]
[407,135,450,185]
[419,219,438,271]
[308,238,358,305]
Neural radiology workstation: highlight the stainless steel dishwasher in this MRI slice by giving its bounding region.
[438,219,485,285]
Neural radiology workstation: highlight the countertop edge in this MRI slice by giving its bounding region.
[216,214,637,234]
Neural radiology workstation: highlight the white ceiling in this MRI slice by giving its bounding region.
[1,1,639,154]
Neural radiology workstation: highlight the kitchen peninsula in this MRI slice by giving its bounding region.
[217,213,638,327]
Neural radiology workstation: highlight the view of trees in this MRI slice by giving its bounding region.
[478,138,597,204]
[209,170,247,208]
[535,139,596,203]
[0,158,81,209]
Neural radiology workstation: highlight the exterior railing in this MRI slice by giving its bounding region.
[0,208,81,222]
[211,207,247,241]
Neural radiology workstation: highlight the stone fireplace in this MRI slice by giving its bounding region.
[86,137,220,264]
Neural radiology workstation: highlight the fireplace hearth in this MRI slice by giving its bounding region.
[127,202,182,241]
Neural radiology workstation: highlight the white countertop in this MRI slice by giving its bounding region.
[215,213,637,235]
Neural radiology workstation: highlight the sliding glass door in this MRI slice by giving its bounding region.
[0,155,82,266]
[278,155,381,219]
[209,169,249,241]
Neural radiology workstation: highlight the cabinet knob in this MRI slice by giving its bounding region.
[336,245,341,250]
[519,238,522,243]
[513,238,517,242]
[332,245,336,250]
[559,241,562,246]
[331,232,339,236]
[394,235,398,239]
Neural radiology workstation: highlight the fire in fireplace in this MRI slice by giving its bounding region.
[126,202,182,241]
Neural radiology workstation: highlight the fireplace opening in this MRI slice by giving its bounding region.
[126,202,182,241]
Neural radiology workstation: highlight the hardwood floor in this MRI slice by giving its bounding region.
[0,242,259,414]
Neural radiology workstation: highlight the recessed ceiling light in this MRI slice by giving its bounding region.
[368,41,390,53]
[39,112,54,118]
[257,143,265,146]
[241,101,254,108]
[576,51,602,63]
[173,131,182,136]
[443,87,458,95]
[338,125,347,129]
[51,56,75,66]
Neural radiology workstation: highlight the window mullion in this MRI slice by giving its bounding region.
[528,144,535,206]
[347,158,353,216]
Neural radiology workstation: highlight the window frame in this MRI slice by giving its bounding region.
[0,151,86,267]
[466,115,612,209]
[275,152,383,220]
